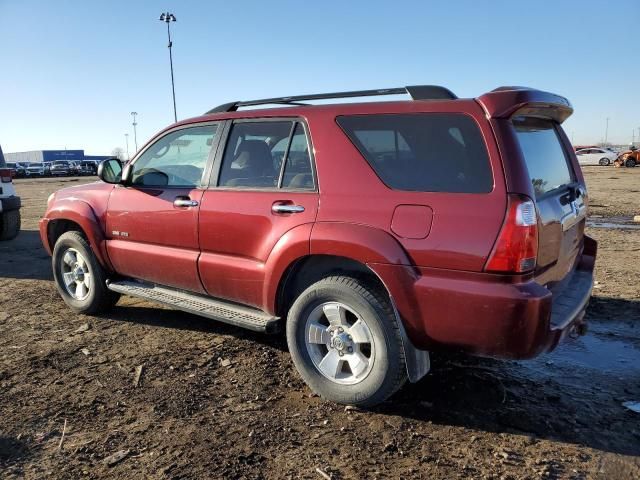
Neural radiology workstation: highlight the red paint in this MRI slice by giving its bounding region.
[390,205,433,239]
[40,86,596,360]
[105,186,205,292]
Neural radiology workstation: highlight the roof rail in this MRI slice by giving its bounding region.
[205,85,457,114]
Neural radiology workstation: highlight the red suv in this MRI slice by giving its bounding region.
[40,86,596,406]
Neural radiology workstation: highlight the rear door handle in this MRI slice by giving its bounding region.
[174,198,199,207]
[272,203,305,214]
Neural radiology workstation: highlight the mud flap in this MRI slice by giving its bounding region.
[389,296,430,382]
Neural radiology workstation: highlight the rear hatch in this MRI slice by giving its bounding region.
[512,116,586,286]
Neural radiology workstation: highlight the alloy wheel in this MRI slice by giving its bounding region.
[59,248,92,300]
[304,302,376,385]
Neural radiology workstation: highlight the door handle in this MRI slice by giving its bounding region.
[272,203,305,214]
[174,198,199,207]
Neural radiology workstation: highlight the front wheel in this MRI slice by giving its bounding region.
[52,231,120,314]
[286,276,407,407]
[599,157,610,166]
[625,158,637,168]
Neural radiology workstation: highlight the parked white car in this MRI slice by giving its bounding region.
[26,162,45,176]
[575,148,617,166]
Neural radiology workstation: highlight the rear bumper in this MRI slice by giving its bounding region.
[0,196,21,213]
[370,236,597,359]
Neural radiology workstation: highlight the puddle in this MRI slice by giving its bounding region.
[550,334,640,373]
[587,222,640,230]
[517,333,640,385]
[587,215,640,230]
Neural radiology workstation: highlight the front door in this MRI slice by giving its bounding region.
[106,123,220,292]
[198,119,318,309]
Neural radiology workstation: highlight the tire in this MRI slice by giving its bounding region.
[625,158,636,168]
[286,276,407,407]
[0,209,21,240]
[599,158,610,166]
[52,231,120,314]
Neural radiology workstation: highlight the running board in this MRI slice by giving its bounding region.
[107,280,280,333]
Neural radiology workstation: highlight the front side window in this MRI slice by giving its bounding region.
[337,113,493,193]
[131,125,218,187]
[513,117,574,198]
[218,121,314,190]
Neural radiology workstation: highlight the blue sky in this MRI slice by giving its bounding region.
[1,0,639,155]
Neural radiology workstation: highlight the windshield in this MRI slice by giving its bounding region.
[513,117,574,198]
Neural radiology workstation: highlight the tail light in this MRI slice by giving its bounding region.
[485,194,538,273]
[0,168,12,183]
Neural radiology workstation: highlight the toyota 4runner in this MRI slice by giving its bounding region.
[40,86,596,406]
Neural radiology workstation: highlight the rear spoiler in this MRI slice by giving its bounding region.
[476,86,573,123]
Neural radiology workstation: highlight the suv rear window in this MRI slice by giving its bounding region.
[513,117,574,198]
[337,113,493,193]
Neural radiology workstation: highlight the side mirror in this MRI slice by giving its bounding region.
[97,159,123,184]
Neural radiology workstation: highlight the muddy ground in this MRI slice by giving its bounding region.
[1,166,639,479]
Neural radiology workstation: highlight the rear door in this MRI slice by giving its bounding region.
[198,119,318,309]
[512,117,586,285]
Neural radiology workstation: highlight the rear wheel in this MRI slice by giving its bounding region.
[286,276,407,407]
[598,157,610,166]
[52,231,120,314]
[625,158,637,168]
[0,209,21,240]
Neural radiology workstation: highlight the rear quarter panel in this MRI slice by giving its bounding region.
[306,100,507,271]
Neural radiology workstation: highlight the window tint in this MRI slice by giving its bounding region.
[132,125,217,187]
[281,123,314,189]
[218,121,314,190]
[337,114,493,193]
[218,121,292,188]
[513,117,574,198]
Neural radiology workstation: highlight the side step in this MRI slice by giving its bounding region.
[107,280,280,333]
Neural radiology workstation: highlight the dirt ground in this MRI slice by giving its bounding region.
[1,167,639,479]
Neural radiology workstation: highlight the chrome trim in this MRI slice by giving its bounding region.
[173,199,199,207]
[272,204,305,214]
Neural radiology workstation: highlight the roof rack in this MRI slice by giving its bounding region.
[205,85,457,114]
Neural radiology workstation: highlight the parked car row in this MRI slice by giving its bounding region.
[5,160,100,178]
[573,145,637,167]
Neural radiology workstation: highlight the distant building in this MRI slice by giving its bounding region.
[5,150,113,164]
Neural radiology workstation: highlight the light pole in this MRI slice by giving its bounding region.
[159,12,178,123]
[131,112,138,152]
[604,117,609,146]
[124,133,130,160]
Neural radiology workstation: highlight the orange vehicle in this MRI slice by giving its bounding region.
[615,147,638,167]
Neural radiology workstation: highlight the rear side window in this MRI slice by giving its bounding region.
[337,113,493,193]
[513,117,574,198]
[218,121,314,190]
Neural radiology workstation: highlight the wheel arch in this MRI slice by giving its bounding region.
[45,200,113,270]
[274,252,430,383]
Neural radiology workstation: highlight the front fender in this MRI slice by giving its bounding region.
[41,199,113,270]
